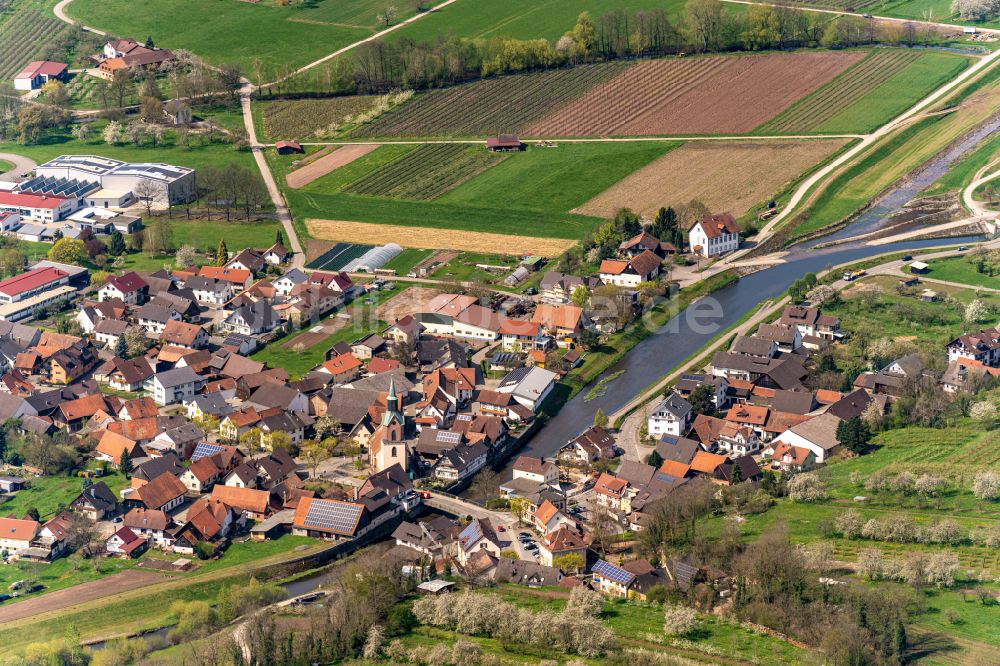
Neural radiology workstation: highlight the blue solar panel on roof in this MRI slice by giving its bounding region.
[303,499,363,534]
[190,442,225,461]
[592,559,634,584]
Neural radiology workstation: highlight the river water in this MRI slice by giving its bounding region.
[493,113,1000,476]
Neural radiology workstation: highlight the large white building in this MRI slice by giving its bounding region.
[36,155,196,207]
[688,212,740,258]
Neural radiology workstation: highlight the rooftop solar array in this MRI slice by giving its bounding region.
[592,559,635,585]
[302,499,363,535]
[38,155,125,175]
[435,430,461,444]
[19,176,99,198]
[190,442,225,461]
[458,519,483,549]
[108,162,193,182]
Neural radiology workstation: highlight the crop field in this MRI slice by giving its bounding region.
[286,144,379,188]
[440,141,678,212]
[354,61,630,138]
[261,97,380,141]
[68,0,371,82]
[305,218,577,255]
[0,7,73,80]
[291,0,416,28]
[343,143,507,199]
[391,0,695,43]
[758,50,968,134]
[305,242,373,270]
[574,139,850,219]
[528,51,864,136]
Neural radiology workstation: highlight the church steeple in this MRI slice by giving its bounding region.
[381,378,403,428]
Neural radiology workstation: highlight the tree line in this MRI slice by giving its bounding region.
[263,0,945,97]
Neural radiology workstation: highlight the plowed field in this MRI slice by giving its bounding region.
[286,144,379,188]
[527,51,864,136]
[574,139,849,219]
[757,49,924,134]
[354,61,629,138]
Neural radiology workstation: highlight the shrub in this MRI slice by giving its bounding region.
[788,473,827,502]
[973,471,1000,500]
[835,509,864,539]
[663,604,699,637]
[858,548,885,581]
[566,586,604,618]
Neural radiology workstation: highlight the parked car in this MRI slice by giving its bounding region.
[902,255,912,261]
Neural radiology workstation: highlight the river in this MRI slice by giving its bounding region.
[489,111,1000,475]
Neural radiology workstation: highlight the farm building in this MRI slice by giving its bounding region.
[14,61,67,91]
[486,135,523,152]
[909,261,929,274]
[276,140,304,155]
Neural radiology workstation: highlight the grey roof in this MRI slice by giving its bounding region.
[616,460,656,487]
[651,392,692,420]
[883,353,925,378]
[769,390,816,415]
[135,304,175,323]
[160,422,204,443]
[248,383,301,411]
[0,393,25,420]
[188,393,232,417]
[786,413,842,450]
[154,366,202,388]
[731,335,775,358]
[654,435,703,465]
[493,557,563,586]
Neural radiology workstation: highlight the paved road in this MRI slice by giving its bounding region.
[0,153,36,182]
[264,0,461,87]
[53,0,106,34]
[723,0,1000,35]
[240,89,304,270]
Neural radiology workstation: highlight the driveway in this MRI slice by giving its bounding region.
[0,153,36,182]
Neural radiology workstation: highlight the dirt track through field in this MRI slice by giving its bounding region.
[527,51,864,136]
[305,219,575,256]
[286,144,378,188]
[0,569,169,623]
[575,139,849,219]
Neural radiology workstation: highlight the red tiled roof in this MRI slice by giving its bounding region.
[0,267,68,297]
[16,60,67,79]
[323,353,362,375]
[0,516,39,542]
[0,191,71,210]
[692,212,739,239]
[105,271,147,293]
[198,266,250,284]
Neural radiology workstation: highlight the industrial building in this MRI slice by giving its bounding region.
[36,155,196,206]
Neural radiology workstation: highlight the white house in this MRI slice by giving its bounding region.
[273,268,309,296]
[149,366,204,406]
[598,250,661,288]
[688,212,740,258]
[512,455,560,487]
[185,276,232,307]
[771,413,842,463]
[99,272,147,305]
[647,392,692,438]
[496,366,557,411]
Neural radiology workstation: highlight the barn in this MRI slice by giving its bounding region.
[486,135,523,152]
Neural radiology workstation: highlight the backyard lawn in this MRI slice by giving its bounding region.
[0,473,129,521]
